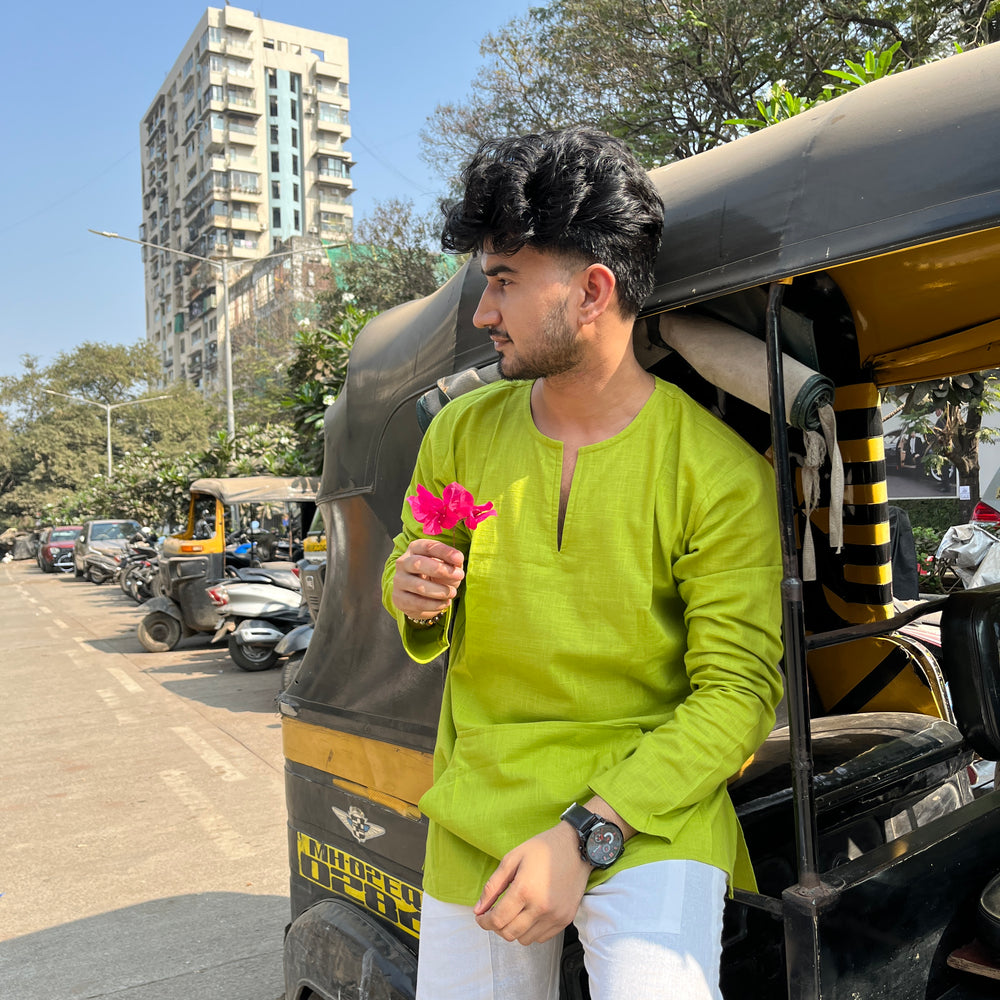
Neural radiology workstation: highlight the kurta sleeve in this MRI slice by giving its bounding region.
[588,449,784,841]
[381,409,470,665]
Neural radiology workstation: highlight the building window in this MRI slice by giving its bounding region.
[268,69,277,88]
[290,100,297,118]
[271,151,280,172]
[291,127,298,146]
[272,180,280,198]
[270,124,279,143]
[292,154,299,173]
[272,207,281,227]
[269,96,278,117]
[294,209,300,229]
[293,182,299,200]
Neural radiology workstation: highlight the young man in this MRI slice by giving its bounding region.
[383,127,784,999]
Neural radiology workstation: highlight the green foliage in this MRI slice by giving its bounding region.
[0,342,218,524]
[420,1,980,178]
[727,42,905,129]
[282,306,378,472]
[315,199,457,326]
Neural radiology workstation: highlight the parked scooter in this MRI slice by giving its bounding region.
[207,566,307,671]
[119,531,160,602]
[137,476,318,653]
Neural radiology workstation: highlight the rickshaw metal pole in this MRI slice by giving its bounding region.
[764,281,820,887]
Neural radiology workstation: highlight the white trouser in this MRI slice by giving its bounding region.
[416,859,726,1000]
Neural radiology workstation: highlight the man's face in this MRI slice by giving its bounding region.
[473,246,583,381]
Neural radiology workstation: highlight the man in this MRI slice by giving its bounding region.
[383,127,783,999]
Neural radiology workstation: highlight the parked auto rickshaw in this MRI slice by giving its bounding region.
[278,44,1000,1000]
[137,475,318,652]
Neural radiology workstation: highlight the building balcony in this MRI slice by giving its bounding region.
[316,171,352,188]
[226,94,260,115]
[205,128,226,152]
[316,115,349,134]
[314,60,345,80]
[230,213,263,230]
[229,239,260,258]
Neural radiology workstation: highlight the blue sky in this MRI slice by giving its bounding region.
[0,1,532,377]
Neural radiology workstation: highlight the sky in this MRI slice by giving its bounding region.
[0,0,534,378]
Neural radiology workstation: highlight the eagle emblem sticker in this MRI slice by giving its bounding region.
[332,804,386,844]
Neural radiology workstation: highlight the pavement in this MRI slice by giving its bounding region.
[0,558,290,999]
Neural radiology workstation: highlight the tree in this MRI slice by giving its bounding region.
[282,306,377,472]
[884,377,1000,520]
[420,0,990,182]
[315,198,456,325]
[0,341,218,525]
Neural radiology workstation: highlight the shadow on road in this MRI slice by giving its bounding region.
[3,892,288,1000]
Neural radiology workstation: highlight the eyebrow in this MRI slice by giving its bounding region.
[480,261,517,278]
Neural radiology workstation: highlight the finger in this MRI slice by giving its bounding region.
[409,538,465,567]
[474,860,517,917]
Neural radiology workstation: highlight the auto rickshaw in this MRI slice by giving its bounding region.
[278,44,1000,1000]
[137,475,318,652]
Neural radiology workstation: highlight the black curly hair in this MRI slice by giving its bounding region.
[441,127,663,317]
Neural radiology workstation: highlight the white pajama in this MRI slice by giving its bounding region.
[416,860,727,1000]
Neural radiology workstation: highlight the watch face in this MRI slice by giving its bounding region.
[586,823,624,867]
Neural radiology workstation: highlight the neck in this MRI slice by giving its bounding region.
[530,337,654,444]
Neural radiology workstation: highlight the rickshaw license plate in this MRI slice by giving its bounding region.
[297,830,422,938]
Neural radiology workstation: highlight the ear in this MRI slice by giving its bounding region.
[575,263,617,324]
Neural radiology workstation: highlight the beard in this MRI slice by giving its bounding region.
[497,300,583,381]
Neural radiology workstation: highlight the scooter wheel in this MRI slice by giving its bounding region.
[138,611,182,653]
[88,567,109,584]
[227,633,279,671]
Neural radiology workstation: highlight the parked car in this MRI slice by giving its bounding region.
[73,519,141,582]
[37,525,83,573]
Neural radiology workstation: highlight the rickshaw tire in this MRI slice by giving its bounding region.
[138,611,182,653]
[228,634,279,671]
[281,650,306,692]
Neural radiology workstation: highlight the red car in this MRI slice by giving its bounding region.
[37,525,83,573]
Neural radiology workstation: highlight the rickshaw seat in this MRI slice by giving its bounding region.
[729,712,971,891]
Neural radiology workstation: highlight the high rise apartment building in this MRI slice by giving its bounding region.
[139,6,352,391]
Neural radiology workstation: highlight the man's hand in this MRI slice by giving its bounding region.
[473,822,591,946]
[391,538,465,621]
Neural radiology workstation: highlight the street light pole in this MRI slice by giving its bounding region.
[88,229,239,438]
[43,389,171,478]
[89,229,338,442]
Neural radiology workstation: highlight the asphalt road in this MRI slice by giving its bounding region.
[1,558,290,999]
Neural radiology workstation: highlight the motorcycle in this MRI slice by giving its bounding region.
[206,566,308,671]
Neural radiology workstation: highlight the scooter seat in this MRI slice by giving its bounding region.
[232,566,301,592]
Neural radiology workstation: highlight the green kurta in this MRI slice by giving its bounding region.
[382,377,783,904]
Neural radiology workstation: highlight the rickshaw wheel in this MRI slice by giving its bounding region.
[138,611,182,653]
[281,650,306,692]
[228,634,279,671]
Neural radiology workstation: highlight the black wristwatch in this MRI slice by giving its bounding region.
[560,802,625,869]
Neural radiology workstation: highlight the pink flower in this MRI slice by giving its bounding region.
[406,482,496,535]
[466,501,497,529]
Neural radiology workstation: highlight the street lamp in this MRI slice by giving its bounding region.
[89,229,343,440]
[89,228,241,439]
[43,389,170,478]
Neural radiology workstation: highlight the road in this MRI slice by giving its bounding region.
[1,558,290,999]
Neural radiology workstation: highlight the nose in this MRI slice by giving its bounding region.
[473,287,500,330]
